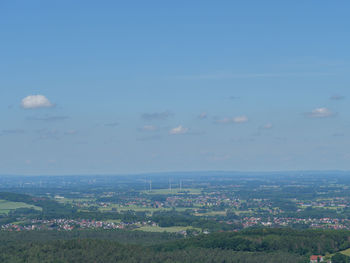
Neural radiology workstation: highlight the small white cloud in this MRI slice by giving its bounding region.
[21,95,53,109]
[306,107,334,118]
[198,112,208,119]
[262,123,273,129]
[234,116,248,123]
[169,125,188,135]
[216,115,248,124]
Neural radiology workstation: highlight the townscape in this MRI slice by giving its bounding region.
[2,172,350,234]
[1,172,350,262]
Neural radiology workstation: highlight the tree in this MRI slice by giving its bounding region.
[332,253,349,263]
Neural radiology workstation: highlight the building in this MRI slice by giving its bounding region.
[310,255,324,263]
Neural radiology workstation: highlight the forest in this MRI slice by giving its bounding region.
[0,228,350,262]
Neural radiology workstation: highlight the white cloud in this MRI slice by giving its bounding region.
[306,107,334,118]
[169,125,188,135]
[234,116,248,123]
[216,115,248,124]
[198,112,208,119]
[21,95,54,109]
[262,123,273,129]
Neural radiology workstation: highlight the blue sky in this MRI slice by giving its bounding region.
[1,1,350,175]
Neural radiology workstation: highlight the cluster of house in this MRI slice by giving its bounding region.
[70,192,244,212]
[242,216,350,229]
[0,219,160,232]
[310,255,333,263]
[299,197,349,209]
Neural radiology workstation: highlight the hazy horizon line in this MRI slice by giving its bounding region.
[1,169,349,177]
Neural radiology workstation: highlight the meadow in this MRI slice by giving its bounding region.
[0,199,42,214]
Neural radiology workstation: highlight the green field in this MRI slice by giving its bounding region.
[99,204,170,213]
[0,199,42,214]
[340,248,350,256]
[105,219,122,223]
[195,210,227,216]
[326,247,350,260]
[135,225,200,233]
